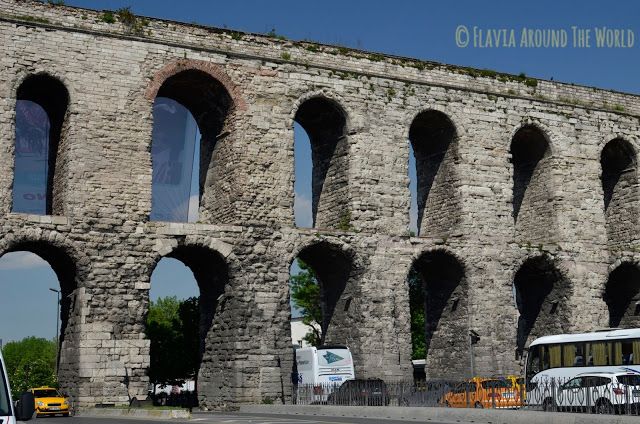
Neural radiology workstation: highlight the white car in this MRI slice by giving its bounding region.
[0,350,36,423]
[548,372,640,414]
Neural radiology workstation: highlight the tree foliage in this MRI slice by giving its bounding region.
[408,270,426,360]
[290,259,322,346]
[146,296,200,387]
[2,337,57,397]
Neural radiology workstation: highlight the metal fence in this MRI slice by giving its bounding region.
[527,376,640,415]
[292,377,640,415]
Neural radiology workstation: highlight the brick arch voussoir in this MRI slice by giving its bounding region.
[145,59,247,112]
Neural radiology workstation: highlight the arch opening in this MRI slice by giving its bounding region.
[510,126,553,241]
[13,74,69,215]
[514,256,570,355]
[151,70,232,223]
[409,251,468,380]
[601,139,638,248]
[289,242,352,345]
[409,110,459,237]
[604,263,640,328]
[294,97,349,229]
[147,246,228,406]
[0,241,78,377]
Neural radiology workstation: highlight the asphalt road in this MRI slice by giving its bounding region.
[33,412,457,424]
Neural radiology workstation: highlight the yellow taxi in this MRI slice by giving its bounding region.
[441,377,524,409]
[29,387,70,417]
[507,375,526,400]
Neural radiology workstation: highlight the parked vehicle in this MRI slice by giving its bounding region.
[524,328,640,408]
[29,386,70,417]
[327,378,389,406]
[441,377,524,409]
[295,345,355,403]
[507,375,526,400]
[540,372,640,414]
[0,350,36,423]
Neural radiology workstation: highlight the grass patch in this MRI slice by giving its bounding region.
[100,11,115,24]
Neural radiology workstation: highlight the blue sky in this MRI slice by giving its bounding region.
[1,0,638,343]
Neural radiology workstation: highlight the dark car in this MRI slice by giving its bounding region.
[327,379,390,406]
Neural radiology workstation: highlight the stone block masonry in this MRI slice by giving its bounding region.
[1,0,639,408]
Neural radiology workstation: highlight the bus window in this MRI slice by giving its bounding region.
[611,342,623,365]
[587,342,609,366]
[562,343,585,367]
[541,345,550,370]
[549,345,561,368]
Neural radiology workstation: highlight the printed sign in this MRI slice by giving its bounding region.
[150,97,197,222]
[13,100,49,214]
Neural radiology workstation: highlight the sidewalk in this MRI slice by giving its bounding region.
[239,404,640,424]
[77,407,191,420]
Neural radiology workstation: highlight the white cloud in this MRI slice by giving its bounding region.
[0,251,49,271]
[294,193,313,228]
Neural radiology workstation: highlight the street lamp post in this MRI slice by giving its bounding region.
[49,288,60,364]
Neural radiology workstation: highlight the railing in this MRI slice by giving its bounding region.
[527,376,640,415]
[292,377,640,415]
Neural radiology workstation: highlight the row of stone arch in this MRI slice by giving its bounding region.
[410,250,640,379]
[2,229,639,395]
[10,65,637,237]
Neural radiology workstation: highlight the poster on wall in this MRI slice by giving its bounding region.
[150,97,197,222]
[13,100,49,214]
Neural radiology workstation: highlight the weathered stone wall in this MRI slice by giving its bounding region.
[1,0,640,408]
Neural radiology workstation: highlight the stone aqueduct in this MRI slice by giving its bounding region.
[1,0,640,408]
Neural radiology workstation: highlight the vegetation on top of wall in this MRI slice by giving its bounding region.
[116,7,149,34]
[100,11,115,24]
[229,30,243,41]
[266,27,287,40]
[9,4,634,116]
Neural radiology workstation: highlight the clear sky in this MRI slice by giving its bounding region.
[0,0,638,343]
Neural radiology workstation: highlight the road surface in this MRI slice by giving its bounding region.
[39,411,459,424]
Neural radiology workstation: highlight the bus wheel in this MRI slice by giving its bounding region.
[474,401,483,409]
[445,401,451,408]
[542,398,554,411]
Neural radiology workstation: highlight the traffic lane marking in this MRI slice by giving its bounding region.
[193,414,419,424]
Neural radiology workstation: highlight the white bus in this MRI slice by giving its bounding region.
[295,345,355,403]
[524,328,640,408]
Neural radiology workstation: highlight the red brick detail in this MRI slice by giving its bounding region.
[145,59,247,111]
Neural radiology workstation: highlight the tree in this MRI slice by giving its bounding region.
[146,296,200,387]
[2,337,57,397]
[290,259,322,346]
[408,270,426,360]
[177,297,200,379]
